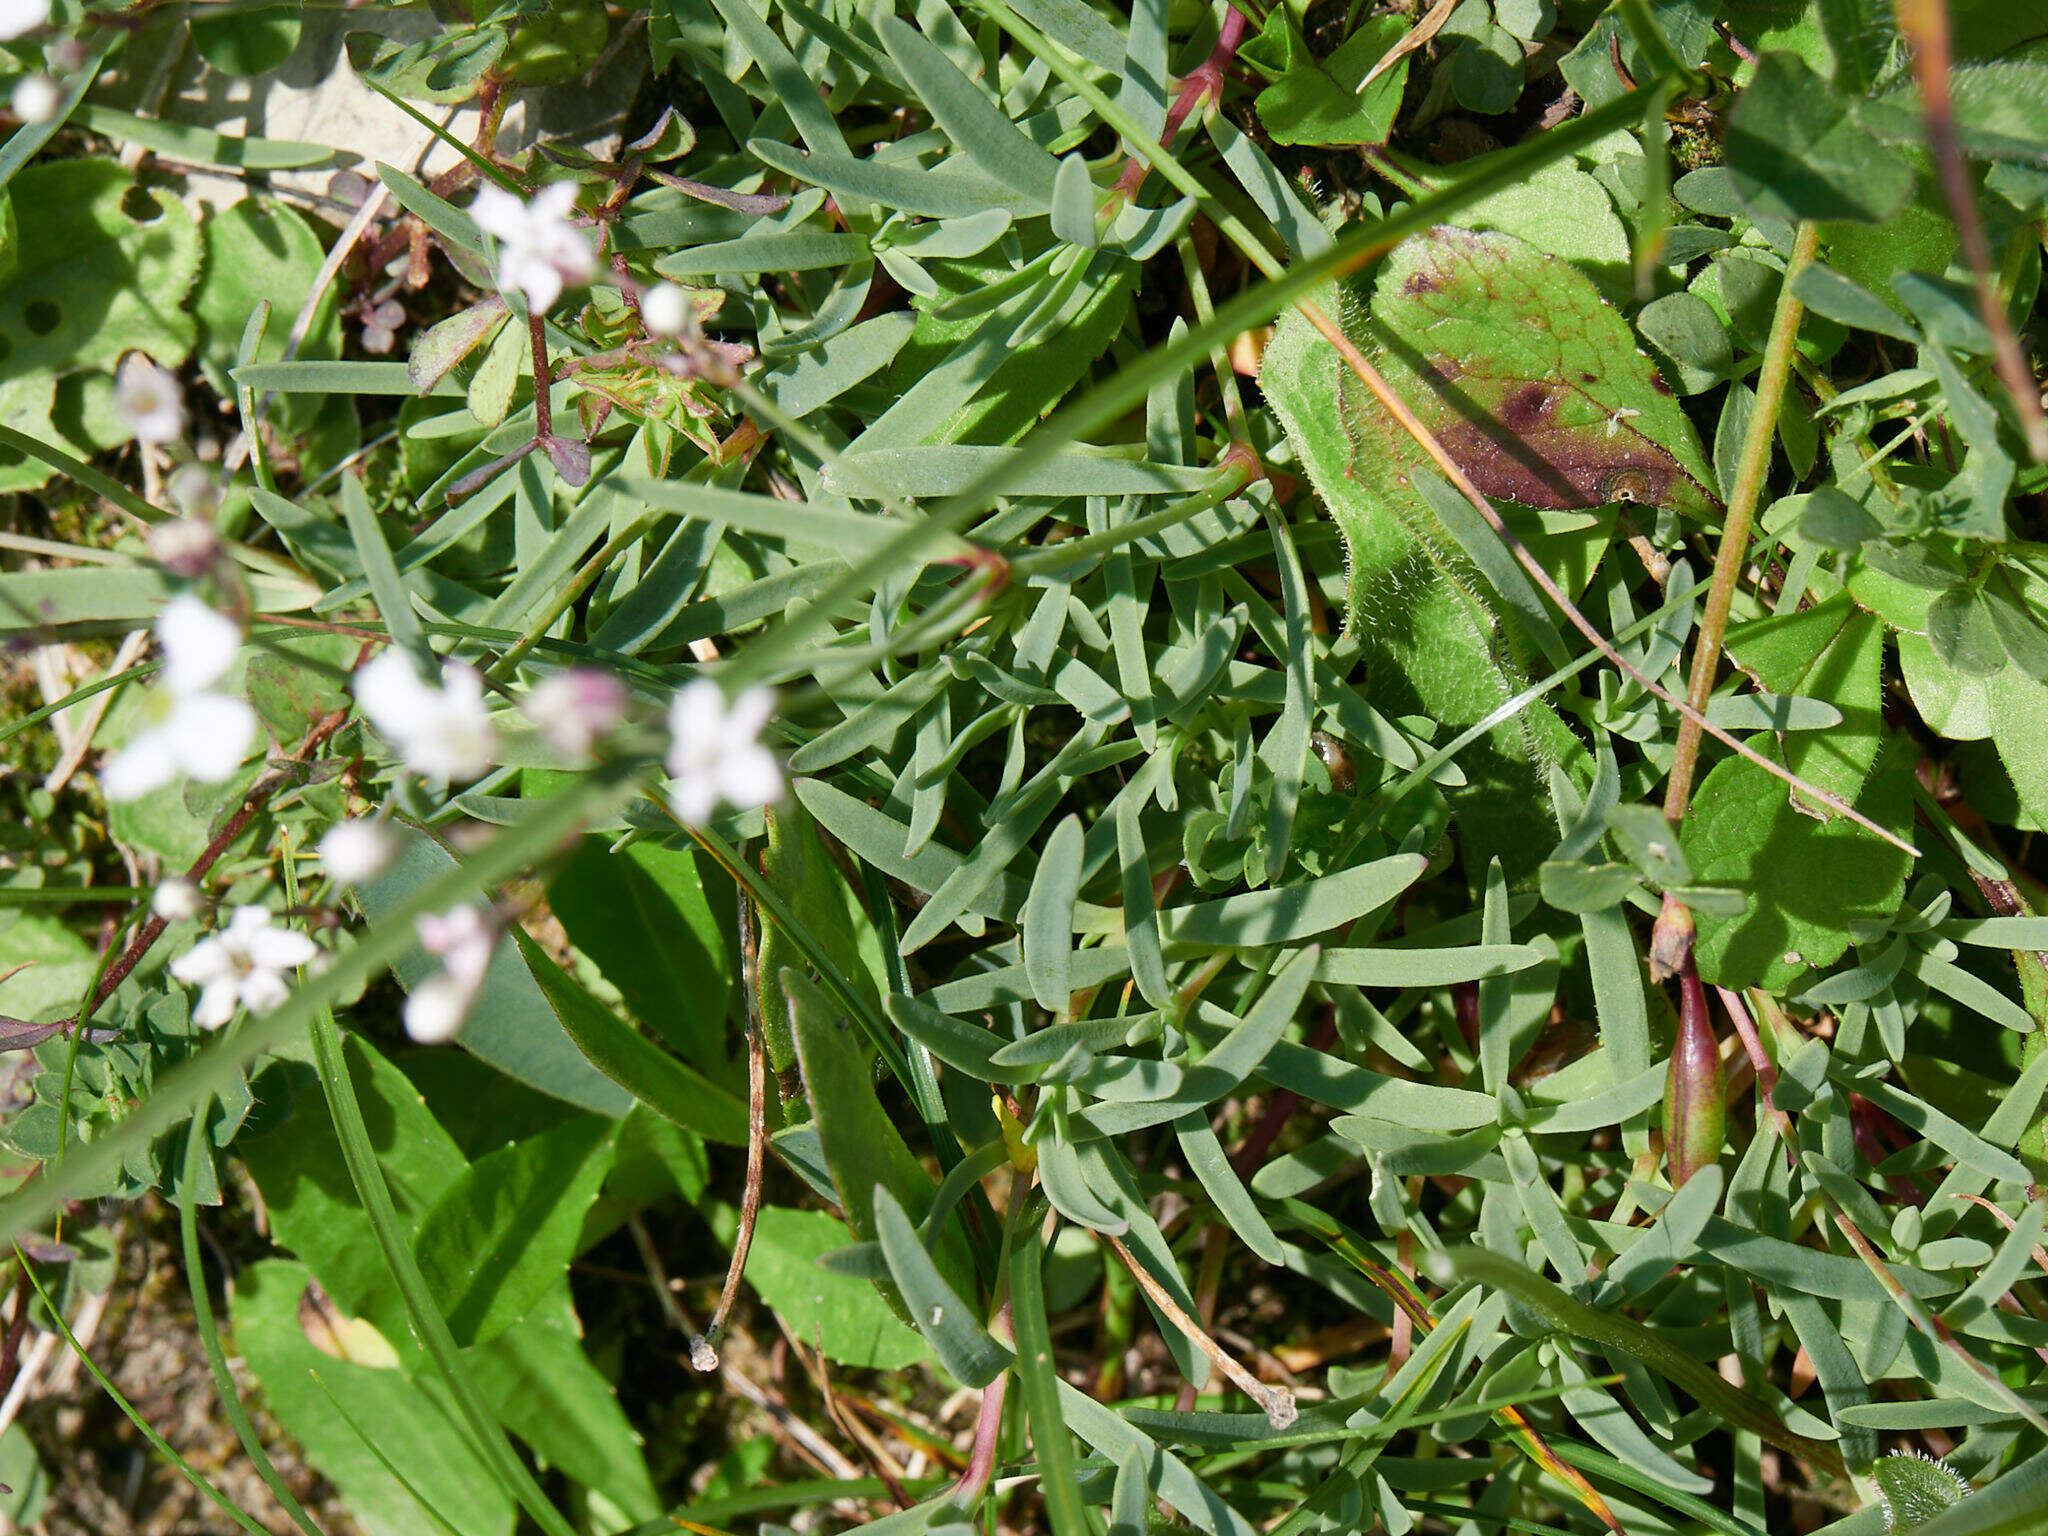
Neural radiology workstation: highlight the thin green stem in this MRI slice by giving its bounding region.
[19,1254,276,1536]
[1664,221,1820,826]
[180,1104,329,1536]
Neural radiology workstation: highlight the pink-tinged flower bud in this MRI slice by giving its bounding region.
[1664,965,1725,1188]
[521,667,629,762]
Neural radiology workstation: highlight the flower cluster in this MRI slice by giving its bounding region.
[109,584,786,1052]
[348,648,783,827]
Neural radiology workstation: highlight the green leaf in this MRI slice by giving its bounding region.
[872,1186,1009,1388]
[878,16,1059,200]
[756,798,889,1084]
[1687,756,1914,991]
[743,1206,928,1369]
[231,1260,515,1536]
[465,1286,661,1519]
[238,1041,467,1345]
[1876,1452,1975,1532]
[1022,814,1084,1013]
[1242,11,1408,148]
[1728,52,1913,223]
[0,159,201,378]
[514,931,747,1146]
[1164,854,1424,947]
[412,1116,615,1349]
[1008,1216,1090,1536]
[346,27,508,107]
[1928,587,2009,678]
[545,837,733,1067]
[784,967,974,1311]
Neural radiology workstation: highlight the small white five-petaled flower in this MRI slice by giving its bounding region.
[169,905,318,1029]
[0,0,49,42]
[114,353,186,445]
[665,680,783,827]
[406,904,496,1044]
[318,818,400,886]
[353,649,499,782]
[470,182,596,314]
[103,596,258,802]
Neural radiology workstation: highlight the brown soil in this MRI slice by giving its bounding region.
[18,1198,357,1536]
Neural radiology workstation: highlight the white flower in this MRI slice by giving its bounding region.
[641,282,694,338]
[521,667,628,763]
[0,1,48,43]
[353,649,498,781]
[318,819,400,885]
[406,904,496,1044]
[114,353,186,446]
[12,74,58,124]
[169,905,318,1029]
[470,182,595,314]
[156,594,240,694]
[102,597,257,802]
[665,680,782,826]
[151,879,203,923]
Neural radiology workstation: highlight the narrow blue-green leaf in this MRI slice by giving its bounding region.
[610,475,911,557]
[1312,944,1541,986]
[884,994,1025,1085]
[748,139,1043,217]
[337,475,425,661]
[1117,789,1170,1007]
[1009,1219,1090,1536]
[1945,1198,2048,1329]
[1262,504,1313,882]
[1050,153,1098,246]
[1080,949,1317,1136]
[1581,905,1652,1081]
[873,1186,1010,1387]
[231,361,430,395]
[1007,0,1123,69]
[1175,1113,1285,1264]
[1055,1382,1260,1536]
[1914,954,2037,1033]
[879,16,1060,200]
[1038,1128,1129,1234]
[376,162,483,253]
[1023,815,1084,1013]
[75,104,334,169]
[655,227,871,277]
[708,0,850,155]
[1164,855,1426,948]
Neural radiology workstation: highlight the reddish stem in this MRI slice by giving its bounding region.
[1114,7,1249,199]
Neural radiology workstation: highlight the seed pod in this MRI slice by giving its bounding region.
[1648,891,1695,983]
[1664,965,1725,1188]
